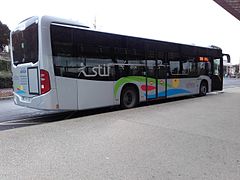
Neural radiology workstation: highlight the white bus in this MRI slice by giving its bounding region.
[10,16,230,110]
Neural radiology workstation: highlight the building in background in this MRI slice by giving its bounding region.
[224,60,240,78]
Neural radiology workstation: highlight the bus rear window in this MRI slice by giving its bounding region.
[12,23,38,65]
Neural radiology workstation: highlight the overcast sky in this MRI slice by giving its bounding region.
[1,0,240,64]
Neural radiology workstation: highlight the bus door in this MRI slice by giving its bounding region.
[156,60,167,99]
[146,60,166,100]
[212,58,223,91]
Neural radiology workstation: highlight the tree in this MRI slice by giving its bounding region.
[0,21,10,52]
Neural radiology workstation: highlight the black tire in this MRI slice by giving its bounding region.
[120,86,138,109]
[199,81,208,96]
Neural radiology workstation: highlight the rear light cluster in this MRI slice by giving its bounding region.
[40,69,51,94]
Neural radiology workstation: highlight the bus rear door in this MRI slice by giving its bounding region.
[146,60,166,100]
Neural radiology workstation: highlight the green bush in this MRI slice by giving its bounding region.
[0,59,12,88]
[0,71,12,88]
[0,76,12,88]
[0,59,11,71]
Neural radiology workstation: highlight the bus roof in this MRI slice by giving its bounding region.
[40,16,224,58]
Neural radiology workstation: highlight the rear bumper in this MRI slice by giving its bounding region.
[13,90,59,110]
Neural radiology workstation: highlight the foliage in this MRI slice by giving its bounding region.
[0,59,11,71]
[0,21,10,51]
[0,59,12,88]
[0,76,12,88]
[0,69,12,89]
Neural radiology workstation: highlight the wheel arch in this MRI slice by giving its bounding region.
[199,79,209,96]
[120,83,140,108]
[200,79,209,92]
[120,83,140,100]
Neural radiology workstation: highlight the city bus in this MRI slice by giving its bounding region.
[10,16,230,110]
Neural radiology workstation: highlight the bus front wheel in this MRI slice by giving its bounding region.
[199,81,208,96]
[120,86,138,109]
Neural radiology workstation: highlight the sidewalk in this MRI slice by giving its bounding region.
[0,88,13,99]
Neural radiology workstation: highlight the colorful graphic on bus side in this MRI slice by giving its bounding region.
[114,76,190,98]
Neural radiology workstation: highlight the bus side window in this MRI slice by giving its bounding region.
[147,60,156,77]
[188,60,198,76]
[170,61,180,75]
[115,59,127,78]
[206,62,211,75]
[129,60,145,76]
[198,62,211,75]
[182,61,189,75]
[198,62,205,75]
[157,60,166,79]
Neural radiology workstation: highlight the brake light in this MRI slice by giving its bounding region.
[40,69,51,94]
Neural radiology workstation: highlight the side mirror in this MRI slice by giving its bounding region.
[223,54,230,63]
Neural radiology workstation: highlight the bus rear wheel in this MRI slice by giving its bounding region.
[199,81,208,96]
[120,86,138,109]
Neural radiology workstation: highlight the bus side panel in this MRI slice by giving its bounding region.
[13,89,59,110]
[56,77,78,110]
[77,80,114,110]
[166,78,199,98]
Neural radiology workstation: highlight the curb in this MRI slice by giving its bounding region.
[0,88,13,100]
[0,96,13,100]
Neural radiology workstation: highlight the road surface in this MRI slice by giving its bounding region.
[223,78,240,89]
[0,85,240,179]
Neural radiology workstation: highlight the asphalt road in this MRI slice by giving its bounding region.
[1,85,240,179]
[0,98,122,131]
[223,78,240,89]
[0,98,62,130]
[0,99,48,123]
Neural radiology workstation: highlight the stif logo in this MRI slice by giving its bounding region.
[78,64,111,77]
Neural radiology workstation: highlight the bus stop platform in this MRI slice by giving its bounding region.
[1,87,240,179]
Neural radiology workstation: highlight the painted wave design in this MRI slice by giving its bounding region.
[146,89,191,99]
[166,89,190,96]
[16,90,26,95]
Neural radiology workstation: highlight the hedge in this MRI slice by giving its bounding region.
[0,59,11,71]
[0,76,12,88]
[0,59,12,88]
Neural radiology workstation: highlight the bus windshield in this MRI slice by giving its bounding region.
[12,22,38,66]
